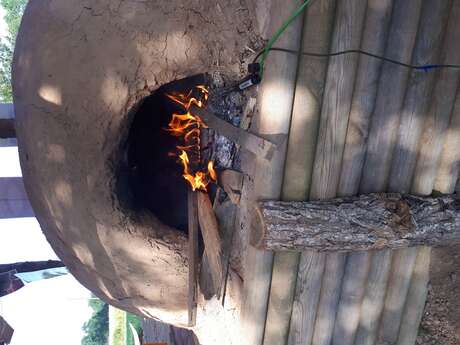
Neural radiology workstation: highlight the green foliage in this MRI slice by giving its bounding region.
[81,296,109,345]
[126,313,142,345]
[0,0,28,102]
[111,308,126,345]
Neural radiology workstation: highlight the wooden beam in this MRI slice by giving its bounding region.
[197,191,223,294]
[187,190,199,327]
[252,194,460,252]
[191,105,280,161]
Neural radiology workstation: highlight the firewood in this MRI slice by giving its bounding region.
[187,190,199,327]
[252,193,460,252]
[219,170,243,205]
[196,191,223,293]
[191,105,280,161]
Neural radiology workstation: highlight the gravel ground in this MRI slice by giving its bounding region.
[416,244,460,345]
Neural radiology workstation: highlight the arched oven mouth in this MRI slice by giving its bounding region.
[115,73,217,233]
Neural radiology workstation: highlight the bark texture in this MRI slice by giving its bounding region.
[253,194,460,251]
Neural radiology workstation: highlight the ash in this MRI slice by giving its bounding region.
[203,72,249,170]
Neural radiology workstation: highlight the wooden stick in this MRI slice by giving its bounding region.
[265,1,336,344]
[196,191,223,294]
[253,194,460,251]
[187,189,198,327]
[191,106,280,161]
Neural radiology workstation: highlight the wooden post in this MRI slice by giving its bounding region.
[396,246,431,345]
[252,194,460,251]
[287,252,326,345]
[187,190,198,327]
[412,0,460,196]
[360,0,423,193]
[433,92,460,194]
[355,2,424,344]
[334,1,393,343]
[240,0,304,344]
[307,1,368,343]
[338,0,393,197]
[354,250,393,345]
[380,2,454,344]
[388,0,451,194]
[265,1,336,345]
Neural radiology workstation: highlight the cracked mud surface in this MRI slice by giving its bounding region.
[13,0,262,333]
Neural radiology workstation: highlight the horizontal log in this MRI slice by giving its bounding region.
[251,193,460,251]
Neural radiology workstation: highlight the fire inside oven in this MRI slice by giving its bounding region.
[120,74,217,232]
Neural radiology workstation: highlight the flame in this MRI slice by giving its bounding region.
[166,85,217,192]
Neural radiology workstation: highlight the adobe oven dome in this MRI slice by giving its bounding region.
[12,0,258,327]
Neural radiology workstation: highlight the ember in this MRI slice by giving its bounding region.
[166,86,217,191]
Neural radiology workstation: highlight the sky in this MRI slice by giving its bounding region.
[0,152,93,343]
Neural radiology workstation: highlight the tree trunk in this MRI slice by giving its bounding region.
[0,260,65,274]
[252,194,460,252]
[0,119,15,139]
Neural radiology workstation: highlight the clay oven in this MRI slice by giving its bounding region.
[12,0,259,329]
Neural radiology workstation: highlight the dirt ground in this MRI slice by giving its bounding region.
[417,244,460,345]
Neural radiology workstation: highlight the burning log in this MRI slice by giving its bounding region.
[197,191,223,293]
[191,105,280,161]
[251,193,460,252]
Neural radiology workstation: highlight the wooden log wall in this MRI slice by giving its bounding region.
[265,1,336,345]
[241,0,460,345]
[240,1,304,344]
